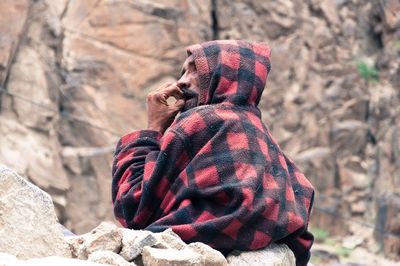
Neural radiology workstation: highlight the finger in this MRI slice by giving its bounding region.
[159,94,168,105]
[147,84,168,101]
[155,82,173,92]
[175,99,185,107]
[162,84,184,99]
[171,99,185,111]
[148,92,168,105]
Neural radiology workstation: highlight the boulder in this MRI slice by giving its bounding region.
[187,242,228,266]
[153,229,187,250]
[226,244,296,266]
[0,165,71,259]
[66,221,122,259]
[88,250,136,266]
[119,229,157,261]
[142,246,204,266]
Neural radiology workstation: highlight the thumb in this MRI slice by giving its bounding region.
[174,99,186,110]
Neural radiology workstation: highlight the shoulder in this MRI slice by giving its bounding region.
[168,105,221,138]
[169,104,263,137]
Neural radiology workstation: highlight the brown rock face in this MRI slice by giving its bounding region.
[0,0,399,260]
[0,0,29,84]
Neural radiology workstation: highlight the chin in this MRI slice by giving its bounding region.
[181,88,199,112]
[182,99,198,112]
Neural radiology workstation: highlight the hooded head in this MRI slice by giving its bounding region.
[178,40,271,111]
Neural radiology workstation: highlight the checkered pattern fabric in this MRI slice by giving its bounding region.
[112,40,315,266]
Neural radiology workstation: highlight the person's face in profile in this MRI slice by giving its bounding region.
[177,55,200,110]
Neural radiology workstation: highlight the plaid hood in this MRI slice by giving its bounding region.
[184,40,271,108]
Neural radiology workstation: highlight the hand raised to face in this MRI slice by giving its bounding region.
[146,83,185,134]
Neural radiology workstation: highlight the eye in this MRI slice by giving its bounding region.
[188,62,196,72]
[179,69,185,77]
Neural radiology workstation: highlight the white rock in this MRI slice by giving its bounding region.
[142,246,204,266]
[119,229,157,261]
[226,244,296,266]
[66,222,122,259]
[187,242,228,266]
[153,230,187,250]
[0,166,71,259]
[89,250,136,266]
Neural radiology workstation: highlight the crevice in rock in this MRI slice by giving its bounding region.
[365,99,377,146]
[374,195,388,246]
[368,27,384,51]
[0,1,34,113]
[151,6,180,20]
[333,159,341,189]
[368,2,385,51]
[211,0,219,40]
[60,0,72,21]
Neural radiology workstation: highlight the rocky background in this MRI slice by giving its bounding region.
[0,0,399,263]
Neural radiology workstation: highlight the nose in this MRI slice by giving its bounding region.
[177,75,190,89]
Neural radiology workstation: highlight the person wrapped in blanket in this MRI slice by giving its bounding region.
[112,40,315,266]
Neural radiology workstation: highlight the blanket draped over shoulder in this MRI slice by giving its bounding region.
[112,40,315,266]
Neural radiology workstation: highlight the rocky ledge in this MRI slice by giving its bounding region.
[0,165,296,266]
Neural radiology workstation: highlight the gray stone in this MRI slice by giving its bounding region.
[226,244,296,266]
[66,222,122,259]
[0,166,71,259]
[89,250,136,266]
[119,229,157,261]
[142,246,204,266]
[66,235,85,259]
[187,242,228,266]
[153,230,187,250]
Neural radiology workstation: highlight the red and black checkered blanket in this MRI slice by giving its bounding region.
[112,40,315,266]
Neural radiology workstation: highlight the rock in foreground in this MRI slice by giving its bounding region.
[0,165,70,259]
[227,244,296,266]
